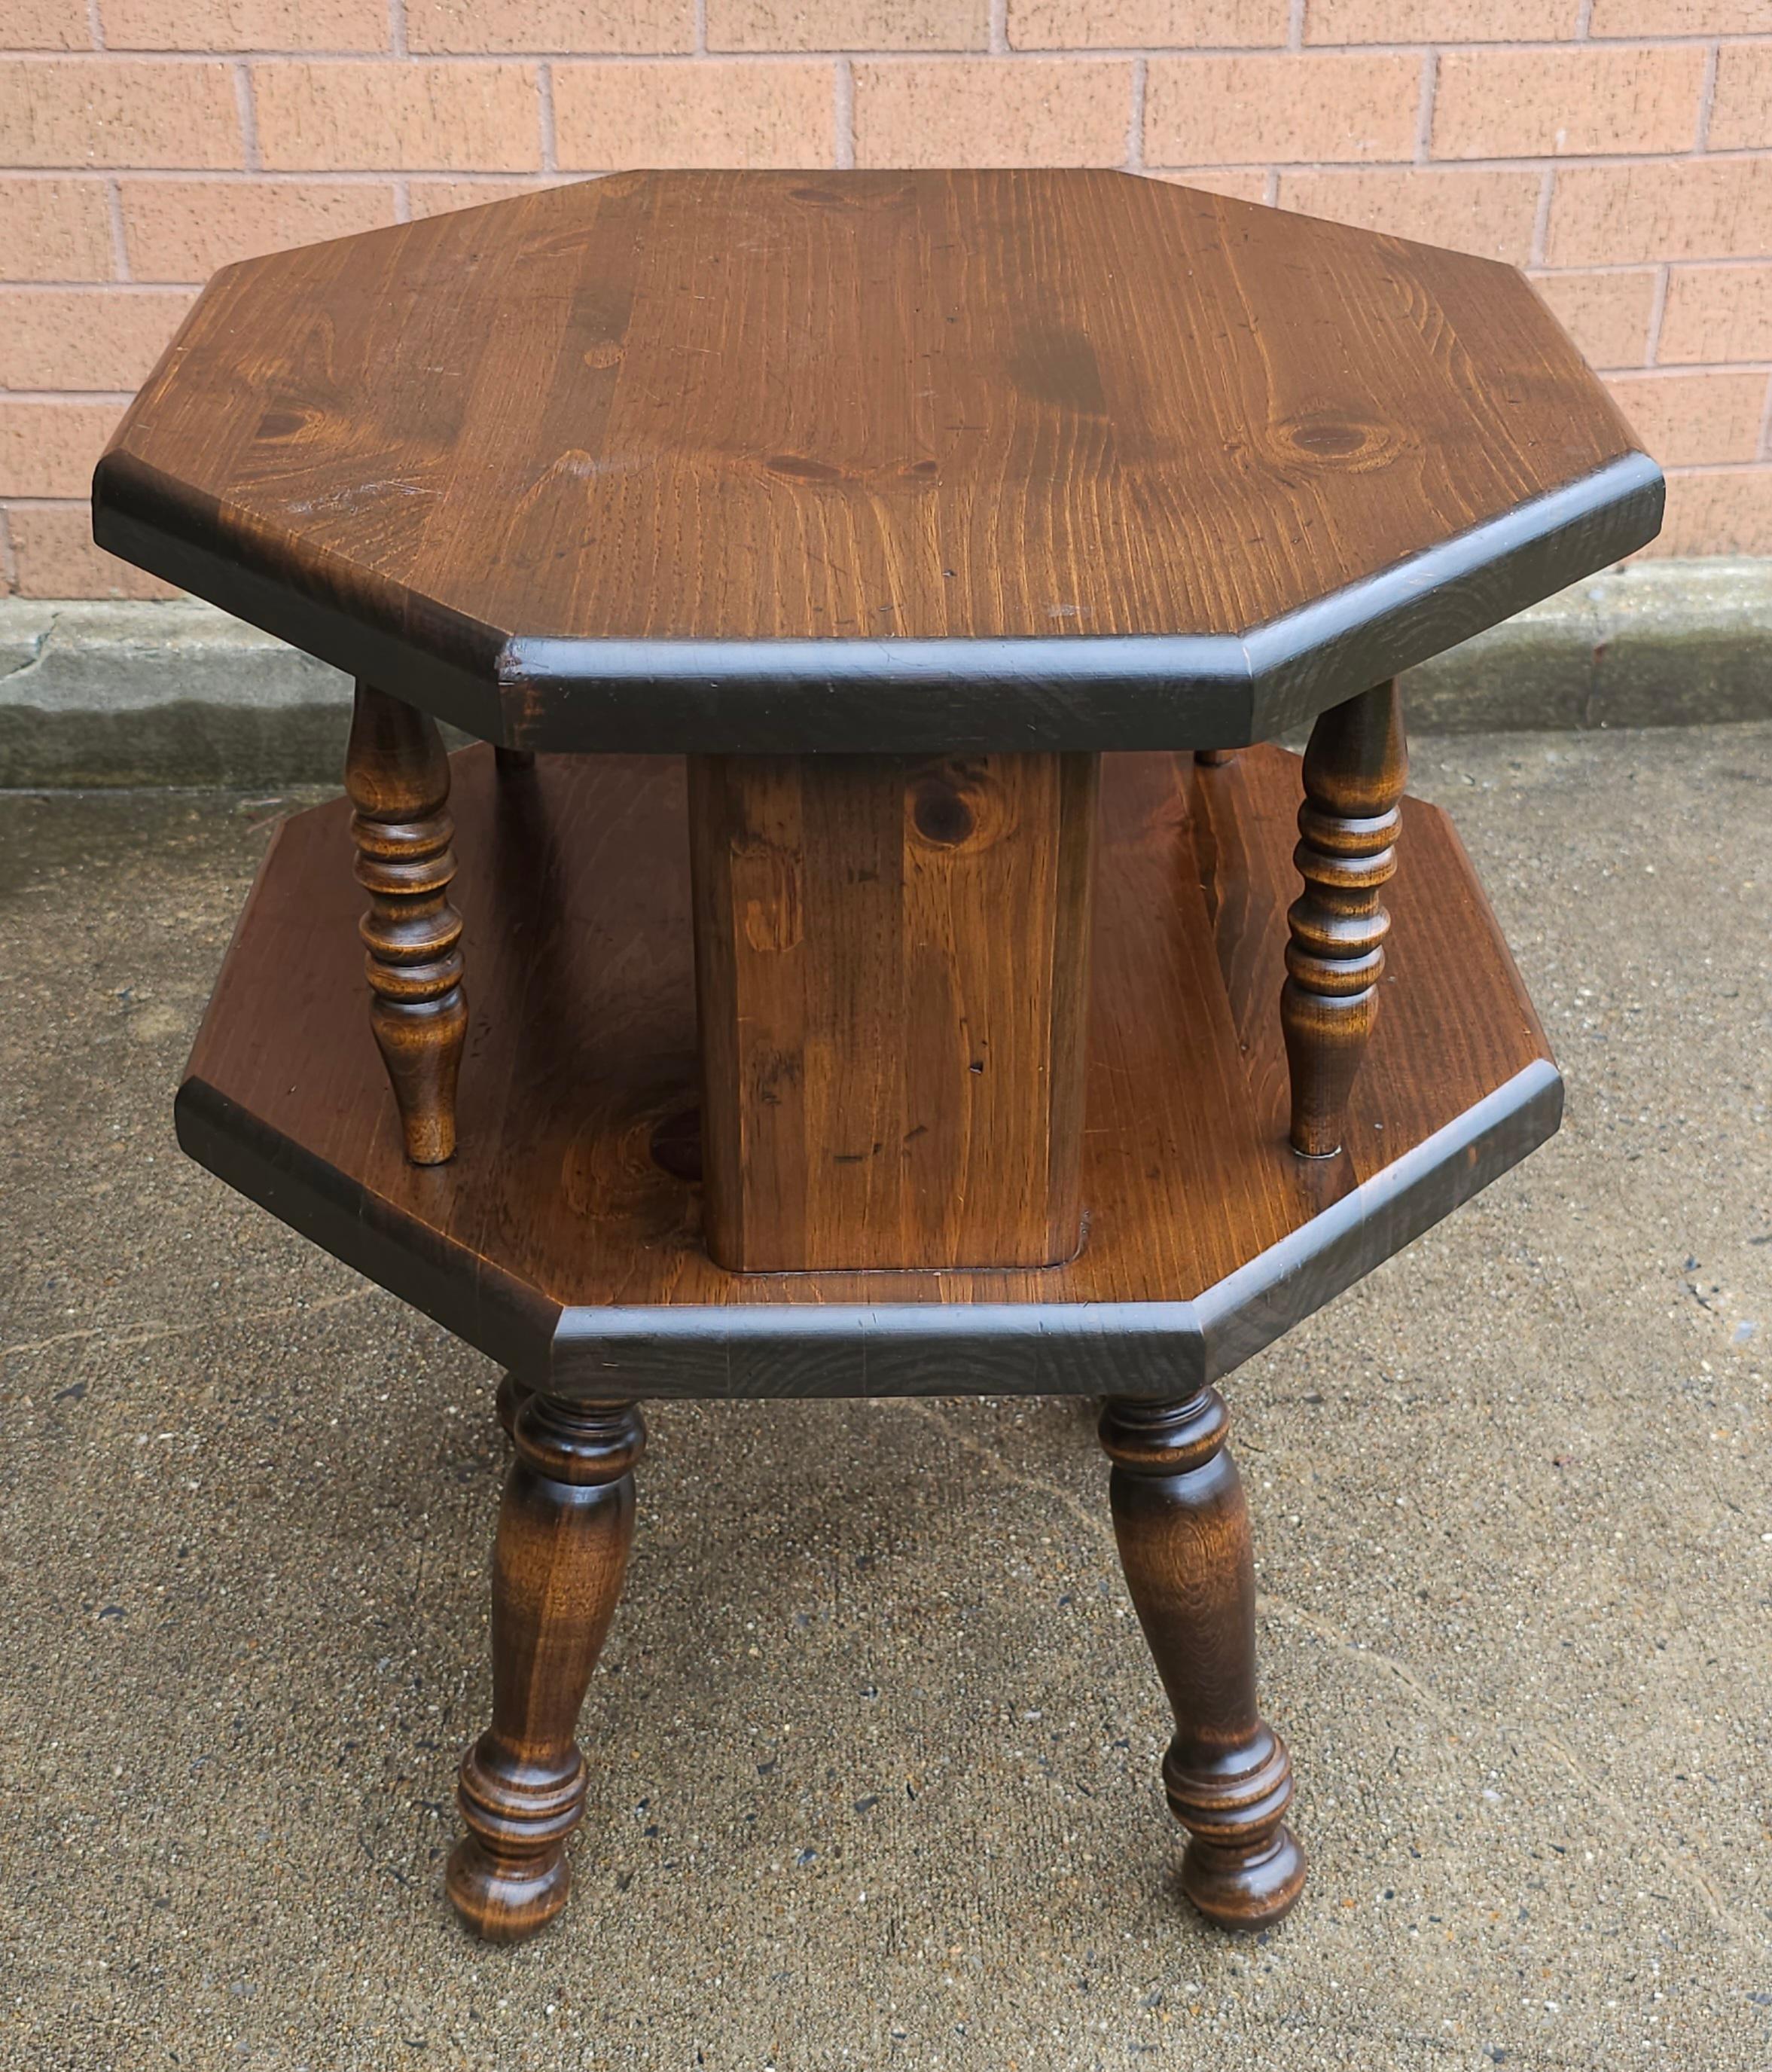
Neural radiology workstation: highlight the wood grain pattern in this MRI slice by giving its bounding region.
[447,1394,643,1943]
[95,171,1661,754]
[688,750,1097,1271]
[344,679,466,1164]
[176,744,1559,1397]
[1282,679,1408,1158]
[1100,1391,1305,1929]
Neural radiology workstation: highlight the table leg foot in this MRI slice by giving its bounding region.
[447,1395,643,1943]
[1099,1391,1307,1932]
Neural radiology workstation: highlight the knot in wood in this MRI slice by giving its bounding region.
[906,758,1009,853]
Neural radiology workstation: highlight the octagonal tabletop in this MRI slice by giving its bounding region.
[96,169,1661,754]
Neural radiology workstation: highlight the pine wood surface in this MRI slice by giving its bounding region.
[688,749,1099,1273]
[96,171,1660,752]
[177,743,1558,1396]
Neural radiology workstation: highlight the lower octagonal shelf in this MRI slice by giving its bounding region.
[176,745,1560,1399]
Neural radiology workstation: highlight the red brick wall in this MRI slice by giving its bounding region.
[2,2,1768,597]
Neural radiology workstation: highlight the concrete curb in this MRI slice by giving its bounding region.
[2,559,1767,786]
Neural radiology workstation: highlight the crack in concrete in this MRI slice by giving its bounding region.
[0,609,57,683]
[1,1283,373,1363]
[1534,1726,1758,1945]
[900,1398,1761,1947]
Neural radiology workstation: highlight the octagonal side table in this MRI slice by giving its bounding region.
[94,170,1662,1944]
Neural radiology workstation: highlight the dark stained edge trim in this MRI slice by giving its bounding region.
[544,1060,1563,1399]
[1192,1058,1563,1384]
[504,630,1252,754]
[175,1032,1558,1402]
[173,1076,562,1382]
[1246,455,1664,731]
[500,456,1661,752]
[95,437,1660,755]
[91,450,508,742]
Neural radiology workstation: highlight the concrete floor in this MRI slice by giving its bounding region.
[2,724,1768,2070]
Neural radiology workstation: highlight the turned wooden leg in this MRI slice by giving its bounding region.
[1100,1391,1306,1930]
[448,1395,643,1942]
[345,680,467,1164]
[494,745,536,774]
[1194,747,1237,767]
[1281,679,1406,1158]
[495,1371,532,1440]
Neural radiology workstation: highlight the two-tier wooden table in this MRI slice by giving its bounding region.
[95,169,1661,1943]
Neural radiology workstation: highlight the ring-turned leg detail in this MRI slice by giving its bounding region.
[345,679,467,1164]
[1099,1392,1306,1930]
[495,1372,533,1442]
[1281,678,1407,1158]
[1194,748,1238,767]
[447,1396,644,1943]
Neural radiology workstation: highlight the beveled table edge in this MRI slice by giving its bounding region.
[94,449,1661,755]
[175,1057,1561,1403]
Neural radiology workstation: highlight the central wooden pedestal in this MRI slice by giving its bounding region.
[687,751,1099,1273]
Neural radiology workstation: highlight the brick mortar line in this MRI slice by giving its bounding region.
[538,63,558,173]
[1609,362,1772,378]
[1645,262,1673,363]
[0,283,202,295]
[1530,168,1555,268]
[1642,457,1772,476]
[233,60,261,173]
[102,175,129,282]
[1126,59,1145,173]
[1414,50,1435,169]
[1695,41,1719,154]
[13,167,1763,195]
[1530,259,1772,274]
[1,168,564,183]
[1167,150,1772,169]
[834,57,855,169]
[13,148,1772,179]
[6,37,1772,60]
